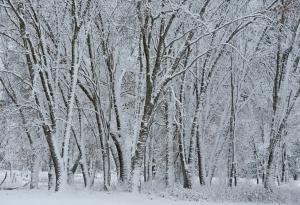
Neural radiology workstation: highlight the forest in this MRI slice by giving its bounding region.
[0,0,299,204]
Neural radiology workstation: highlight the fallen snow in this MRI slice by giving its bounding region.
[0,189,288,205]
[0,172,298,205]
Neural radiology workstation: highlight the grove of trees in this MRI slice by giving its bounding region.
[0,0,299,194]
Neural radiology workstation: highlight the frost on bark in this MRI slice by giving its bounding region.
[164,89,175,187]
[228,66,237,187]
[30,151,40,189]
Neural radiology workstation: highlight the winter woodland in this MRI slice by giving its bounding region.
[0,0,299,204]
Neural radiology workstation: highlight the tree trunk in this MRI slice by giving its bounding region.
[196,124,205,185]
[228,64,237,187]
[130,123,149,192]
[177,126,192,189]
[48,155,55,190]
[264,138,276,190]
[165,94,174,187]
[30,152,40,189]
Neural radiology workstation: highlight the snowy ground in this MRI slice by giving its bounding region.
[0,189,287,205]
[0,171,298,205]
